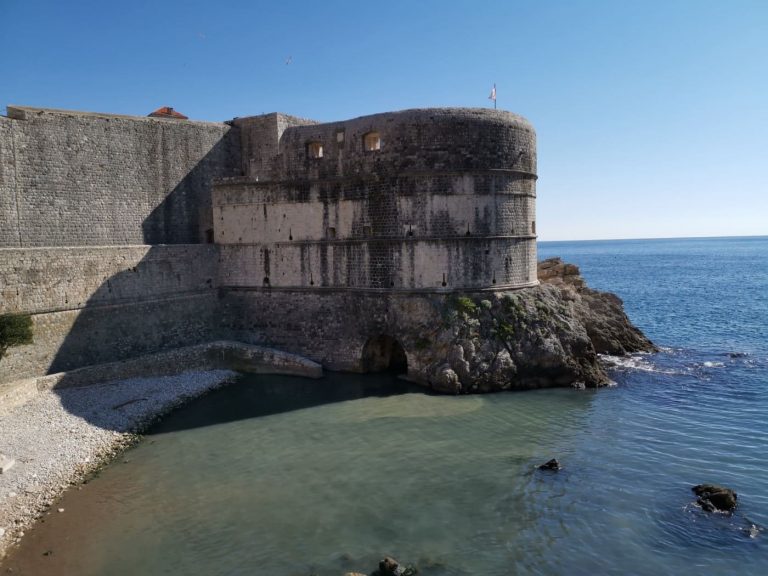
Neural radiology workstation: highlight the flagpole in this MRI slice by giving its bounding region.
[489,83,497,110]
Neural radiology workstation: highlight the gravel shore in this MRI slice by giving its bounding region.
[0,369,237,559]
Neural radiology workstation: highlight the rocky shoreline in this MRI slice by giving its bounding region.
[0,370,237,560]
[410,258,656,393]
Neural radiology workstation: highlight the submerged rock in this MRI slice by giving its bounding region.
[403,258,655,394]
[692,484,738,512]
[538,458,562,471]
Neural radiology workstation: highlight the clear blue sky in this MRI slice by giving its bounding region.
[1,0,766,240]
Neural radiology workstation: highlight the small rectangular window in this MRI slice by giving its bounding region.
[308,142,323,158]
[328,227,337,239]
[364,131,381,151]
[531,220,536,234]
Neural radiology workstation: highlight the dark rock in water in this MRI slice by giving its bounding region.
[376,556,418,576]
[538,458,561,471]
[692,484,738,512]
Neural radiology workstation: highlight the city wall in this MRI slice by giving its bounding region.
[0,106,243,386]
[0,245,220,387]
[0,106,240,247]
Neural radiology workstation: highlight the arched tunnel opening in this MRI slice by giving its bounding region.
[361,335,408,374]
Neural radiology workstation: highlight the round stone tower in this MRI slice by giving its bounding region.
[215,107,537,292]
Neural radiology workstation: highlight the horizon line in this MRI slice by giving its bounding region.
[537,234,768,243]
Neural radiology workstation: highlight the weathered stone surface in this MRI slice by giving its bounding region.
[692,484,738,513]
[216,109,539,293]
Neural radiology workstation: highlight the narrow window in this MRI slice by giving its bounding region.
[307,142,323,158]
[328,227,337,239]
[531,220,536,234]
[363,131,381,152]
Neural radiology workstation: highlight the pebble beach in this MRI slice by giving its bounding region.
[0,370,237,559]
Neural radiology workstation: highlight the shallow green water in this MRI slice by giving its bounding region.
[9,367,766,576]
[4,373,602,575]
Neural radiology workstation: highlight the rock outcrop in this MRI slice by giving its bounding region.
[404,259,656,393]
[692,484,738,513]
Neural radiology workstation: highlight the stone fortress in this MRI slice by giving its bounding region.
[1,104,546,392]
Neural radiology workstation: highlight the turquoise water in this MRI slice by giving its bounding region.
[7,236,768,575]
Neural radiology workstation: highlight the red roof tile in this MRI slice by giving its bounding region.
[148,106,188,119]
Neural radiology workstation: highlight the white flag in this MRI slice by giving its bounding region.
[488,84,496,101]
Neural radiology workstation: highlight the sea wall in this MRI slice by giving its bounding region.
[0,107,241,247]
[0,245,221,386]
[219,261,656,392]
[220,289,430,372]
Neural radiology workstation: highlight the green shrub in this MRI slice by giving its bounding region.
[453,296,478,315]
[0,313,33,360]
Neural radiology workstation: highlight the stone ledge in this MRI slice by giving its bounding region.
[0,341,322,412]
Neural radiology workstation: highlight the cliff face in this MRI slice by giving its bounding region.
[405,258,656,393]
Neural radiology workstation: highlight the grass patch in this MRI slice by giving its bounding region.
[0,313,33,360]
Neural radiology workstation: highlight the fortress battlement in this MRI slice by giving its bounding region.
[1,104,538,385]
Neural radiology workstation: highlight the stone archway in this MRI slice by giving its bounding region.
[361,335,408,374]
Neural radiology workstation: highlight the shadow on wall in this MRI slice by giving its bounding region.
[33,132,241,430]
[140,131,241,245]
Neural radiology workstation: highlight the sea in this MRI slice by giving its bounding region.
[5,236,768,575]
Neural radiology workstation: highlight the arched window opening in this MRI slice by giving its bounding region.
[363,131,381,152]
[361,335,408,374]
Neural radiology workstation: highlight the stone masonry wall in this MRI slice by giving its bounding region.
[0,117,19,247]
[218,238,535,291]
[220,289,429,372]
[0,245,221,385]
[0,106,241,247]
[0,245,218,314]
[235,108,536,181]
[215,108,538,292]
